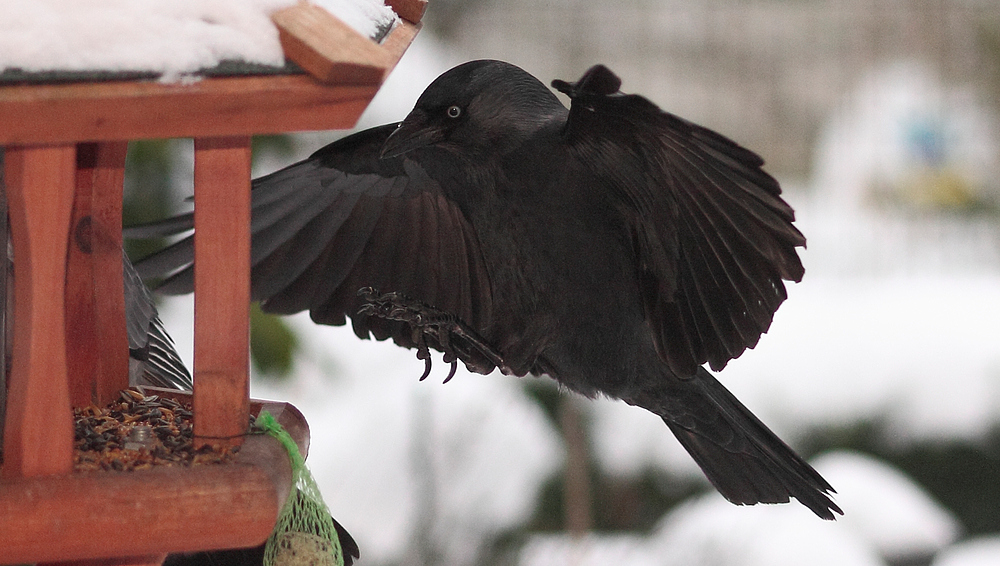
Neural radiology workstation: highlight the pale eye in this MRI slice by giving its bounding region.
[446,105,461,119]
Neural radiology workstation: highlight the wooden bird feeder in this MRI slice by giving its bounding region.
[0,2,424,564]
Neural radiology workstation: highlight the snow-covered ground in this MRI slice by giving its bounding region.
[520,452,952,566]
[148,33,1000,566]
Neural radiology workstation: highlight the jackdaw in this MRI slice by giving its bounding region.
[130,60,841,520]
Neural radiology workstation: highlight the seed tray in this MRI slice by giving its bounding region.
[73,388,240,472]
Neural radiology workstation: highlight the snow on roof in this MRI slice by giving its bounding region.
[0,0,397,80]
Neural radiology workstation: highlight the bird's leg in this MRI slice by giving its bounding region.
[359,287,435,380]
[356,287,508,378]
[438,320,506,370]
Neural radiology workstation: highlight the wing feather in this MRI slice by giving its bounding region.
[130,125,495,367]
[557,66,804,375]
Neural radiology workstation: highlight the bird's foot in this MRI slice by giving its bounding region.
[357,287,506,380]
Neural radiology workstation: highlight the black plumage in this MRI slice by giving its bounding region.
[124,250,192,390]
[131,60,840,520]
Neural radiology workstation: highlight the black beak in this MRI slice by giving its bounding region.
[380,110,444,159]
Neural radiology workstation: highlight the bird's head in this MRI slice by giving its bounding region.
[381,60,566,159]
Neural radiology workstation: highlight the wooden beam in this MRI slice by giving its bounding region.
[192,137,252,449]
[0,434,291,564]
[381,20,421,77]
[2,144,76,478]
[272,2,392,85]
[0,76,375,146]
[45,554,168,566]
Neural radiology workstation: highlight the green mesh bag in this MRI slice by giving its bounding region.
[256,411,346,566]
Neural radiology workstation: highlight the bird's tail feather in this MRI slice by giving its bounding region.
[644,368,841,520]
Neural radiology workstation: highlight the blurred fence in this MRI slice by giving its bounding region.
[440,0,1000,180]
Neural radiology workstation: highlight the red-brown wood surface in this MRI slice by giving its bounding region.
[273,3,391,85]
[46,555,168,566]
[0,76,374,146]
[2,144,77,478]
[387,0,428,23]
[0,433,291,564]
[65,146,102,407]
[88,142,131,405]
[47,555,169,566]
[192,137,252,449]
[65,142,129,408]
[380,19,421,71]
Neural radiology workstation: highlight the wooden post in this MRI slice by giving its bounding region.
[65,141,129,408]
[88,142,130,404]
[192,137,251,449]
[2,144,76,477]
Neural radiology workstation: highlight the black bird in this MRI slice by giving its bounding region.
[130,60,841,519]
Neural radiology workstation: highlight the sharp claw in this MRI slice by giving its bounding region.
[443,359,458,384]
[356,286,503,380]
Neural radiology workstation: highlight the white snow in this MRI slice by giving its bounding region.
[649,490,886,566]
[314,0,397,41]
[590,395,704,480]
[0,0,397,80]
[517,451,960,566]
[519,534,660,566]
[810,451,960,559]
[717,269,1000,443]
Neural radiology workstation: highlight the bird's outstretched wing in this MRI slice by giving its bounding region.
[554,66,805,377]
[128,124,495,369]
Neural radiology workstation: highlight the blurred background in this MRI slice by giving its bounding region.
[125,0,1000,565]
